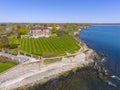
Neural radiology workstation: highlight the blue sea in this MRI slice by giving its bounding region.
[79,25,120,90]
[29,25,120,90]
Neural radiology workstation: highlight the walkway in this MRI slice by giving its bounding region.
[0,51,42,63]
[0,50,94,90]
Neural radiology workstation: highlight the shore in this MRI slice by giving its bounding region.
[0,43,97,90]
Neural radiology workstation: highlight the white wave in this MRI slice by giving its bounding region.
[106,80,117,87]
[99,58,106,63]
[101,58,107,62]
[102,58,105,61]
[111,75,120,80]
[104,69,108,73]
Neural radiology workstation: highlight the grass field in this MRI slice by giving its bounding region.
[0,62,15,73]
[20,35,79,56]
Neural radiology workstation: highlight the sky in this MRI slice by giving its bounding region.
[0,0,120,23]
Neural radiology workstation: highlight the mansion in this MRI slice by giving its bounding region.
[29,26,51,38]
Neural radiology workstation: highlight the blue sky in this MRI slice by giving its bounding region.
[0,0,120,23]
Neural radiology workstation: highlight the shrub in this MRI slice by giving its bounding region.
[0,56,8,63]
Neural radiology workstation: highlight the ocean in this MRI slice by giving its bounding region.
[28,25,120,90]
[79,25,120,90]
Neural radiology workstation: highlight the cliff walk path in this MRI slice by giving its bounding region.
[0,51,41,63]
[0,46,95,90]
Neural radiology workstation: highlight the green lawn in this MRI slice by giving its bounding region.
[20,35,79,56]
[0,62,16,73]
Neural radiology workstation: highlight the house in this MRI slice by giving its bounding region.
[29,26,51,38]
[5,27,12,31]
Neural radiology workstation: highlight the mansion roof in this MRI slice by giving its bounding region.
[30,26,49,31]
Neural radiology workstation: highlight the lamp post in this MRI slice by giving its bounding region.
[2,48,4,53]
[39,56,41,70]
[18,51,20,56]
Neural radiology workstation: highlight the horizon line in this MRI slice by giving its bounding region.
[0,22,120,24]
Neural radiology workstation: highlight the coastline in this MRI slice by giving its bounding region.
[0,27,99,90]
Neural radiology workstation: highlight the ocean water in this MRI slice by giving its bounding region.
[79,25,120,90]
[29,25,120,90]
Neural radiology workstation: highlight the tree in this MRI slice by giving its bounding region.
[0,35,9,48]
[57,29,64,36]
[0,35,8,44]
[18,26,28,37]
[51,26,57,34]
[63,29,68,34]
[9,40,20,49]
[49,24,55,27]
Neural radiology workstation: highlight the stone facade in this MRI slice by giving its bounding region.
[29,26,51,38]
